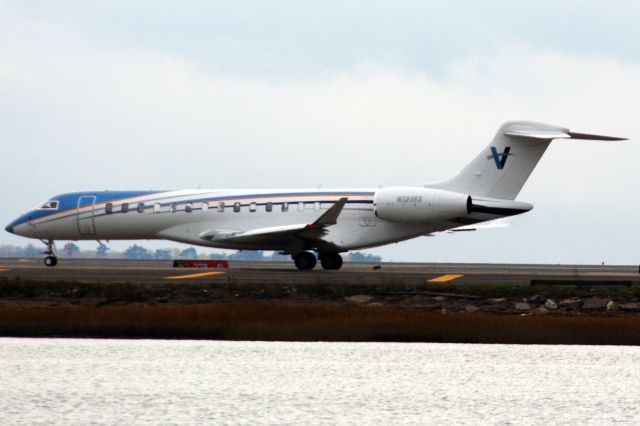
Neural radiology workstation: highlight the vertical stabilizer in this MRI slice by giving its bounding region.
[428,121,625,200]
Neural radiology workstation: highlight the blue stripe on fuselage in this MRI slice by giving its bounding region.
[10,190,163,227]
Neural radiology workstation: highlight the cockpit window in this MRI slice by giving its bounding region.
[40,201,59,209]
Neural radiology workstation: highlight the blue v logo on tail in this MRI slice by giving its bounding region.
[489,146,512,170]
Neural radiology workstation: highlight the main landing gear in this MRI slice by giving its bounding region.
[292,252,343,270]
[293,252,316,270]
[319,253,343,270]
[41,239,57,267]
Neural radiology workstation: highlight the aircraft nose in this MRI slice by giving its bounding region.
[6,215,33,237]
[5,217,22,235]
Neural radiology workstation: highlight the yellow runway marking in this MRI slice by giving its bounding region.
[428,274,464,283]
[164,271,226,280]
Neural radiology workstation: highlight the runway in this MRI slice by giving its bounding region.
[0,258,638,286]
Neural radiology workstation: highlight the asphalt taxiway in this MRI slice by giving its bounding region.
[0,258,638,286]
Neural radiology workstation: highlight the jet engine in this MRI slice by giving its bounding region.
[374,187,471,223]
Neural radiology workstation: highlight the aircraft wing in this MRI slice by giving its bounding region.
[203,223,312,244]
[200,198,348,248]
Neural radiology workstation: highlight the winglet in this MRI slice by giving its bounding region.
[309,197,348,228]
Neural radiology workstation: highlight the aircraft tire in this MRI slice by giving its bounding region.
[294,252,316,270]
[320,253,343,270]
[44,256,58,267]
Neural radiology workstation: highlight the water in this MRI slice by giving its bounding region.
[1,339,639,425]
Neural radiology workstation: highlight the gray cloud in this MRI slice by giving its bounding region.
[6,1,640,77]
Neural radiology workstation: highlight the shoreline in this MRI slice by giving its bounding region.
[1,277,640,344]
[1,302,640,345]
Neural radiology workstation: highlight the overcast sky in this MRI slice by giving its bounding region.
[1,1,639,263]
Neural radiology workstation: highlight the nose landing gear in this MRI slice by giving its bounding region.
[41,239,57,267]
[44,256,57,267]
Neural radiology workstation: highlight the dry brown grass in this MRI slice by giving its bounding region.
[1,302,640,344]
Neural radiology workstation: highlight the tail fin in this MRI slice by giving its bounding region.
[429,121,625,200]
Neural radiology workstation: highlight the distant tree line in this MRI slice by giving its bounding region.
[0,243,382,262]
[0,244,42,258]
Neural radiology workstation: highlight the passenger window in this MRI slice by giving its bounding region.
[137,203,145,213]
[185,203,192,213]
[266,202,273,212]
[233,202,241,212]
[304,202,314,210]
[249,202,257,212]
[171,203,177,213]
[153,203,161,213]
[202,203,209,212]
[121,203,129,213]
[281,203,288,212]
[217,202,225,213]
[105,203,113,214]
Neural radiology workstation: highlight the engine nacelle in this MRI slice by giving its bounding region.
[374,187,471,223]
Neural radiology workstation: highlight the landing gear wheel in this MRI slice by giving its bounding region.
[320,253,343,270]
[41,239,57,267]
[293,252,317,270]
[44,256,58,267]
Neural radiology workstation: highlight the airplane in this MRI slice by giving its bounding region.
[5,121,626,269]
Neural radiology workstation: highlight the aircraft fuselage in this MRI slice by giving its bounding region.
[6,188,464,252]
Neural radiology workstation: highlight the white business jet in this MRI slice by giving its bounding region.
[5,121,625,269]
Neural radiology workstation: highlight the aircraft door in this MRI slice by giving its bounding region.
[77,195,97,235]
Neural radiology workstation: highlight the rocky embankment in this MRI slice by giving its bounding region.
[342,293,640,316]
[1,278,640,343]
[1,277,640,315]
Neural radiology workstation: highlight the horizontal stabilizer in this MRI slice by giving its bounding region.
[503,129,569,140]
[566,131,626,141]
[504,123,626,141]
